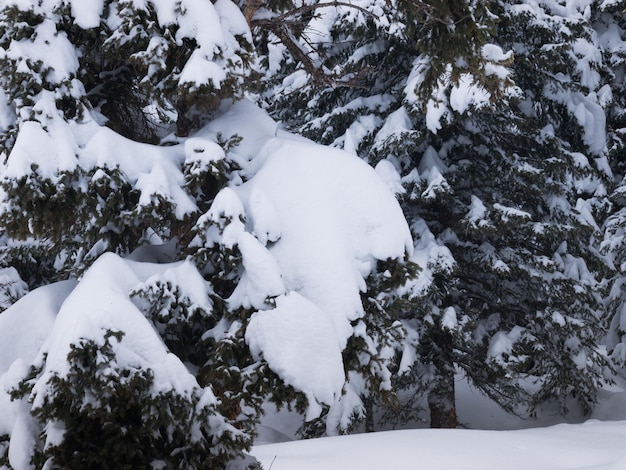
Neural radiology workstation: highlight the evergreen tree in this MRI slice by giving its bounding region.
[16,329,249,469]
[600,0,626,372]
[255,0,617,427]
[0,0,421,460]
[185,131,420,436]
[0,1,262,467]
[0,0,253,282]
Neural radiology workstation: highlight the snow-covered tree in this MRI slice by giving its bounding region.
[0,1,249,467]
[180,101,419,436]
[1,255,258,469]
[599,0,626,372]
[0,1,423,463]
[255,0,618,427]
[0,0,253,283]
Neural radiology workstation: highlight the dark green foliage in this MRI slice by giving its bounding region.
[408,108,612,417]
[183,133,243,215]
[13,329,247,470]
[131,279,215,364]
[0,0,257,284]
[0,164,187,281]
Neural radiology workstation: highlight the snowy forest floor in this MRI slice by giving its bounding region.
[251,376,626,469]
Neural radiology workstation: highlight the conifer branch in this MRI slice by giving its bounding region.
[402,0,471,26]
[247,0,376,27]
[251,2,375,88]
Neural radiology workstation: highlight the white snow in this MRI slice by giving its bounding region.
[466,195,491,227]
[1,0,624,468]
[251,420,626,470]
[178,51,228,90]
[567,92,607,155]
[246,292,345,419]
[441,306,457,330]
[0,281,76,375]
[0,267,28,310]
[449,73,492,114]
[2,96,417,445]
[402,218,455,298]
[67,0,104,29]
[482,43,514,62]
[3,95,200,220]
[493,203,532,221]
[375,159,405,195]
[252,369,626,469]
[4,18,79,85]
[189,99,415,429]
[31,254,207,397]
[229,231,286,310]
[0,282,76,440]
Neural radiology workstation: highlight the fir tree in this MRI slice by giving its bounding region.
[255,0,618,426]
[0,0,253,282]
[0,1,261,467]
[600,0,626,372]
[15,329,250,470]
[0,0,421,458]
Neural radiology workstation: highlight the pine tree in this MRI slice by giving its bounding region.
[254,0,617,426]
[599,0,626,372]
[16,329,250,470]
[0,0,253,282]
[184,133,420,436]
[0,0,422,458]
[0,1,261,467]
[2,251,265,469]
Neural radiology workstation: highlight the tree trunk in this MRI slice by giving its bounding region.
[428,330,457,428]
[428,367,457,428]
[364,398,375,433]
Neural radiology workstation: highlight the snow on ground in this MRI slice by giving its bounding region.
[253,374,626,469]
[251,421,626,470]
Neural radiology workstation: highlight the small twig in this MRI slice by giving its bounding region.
[250,0,383,89]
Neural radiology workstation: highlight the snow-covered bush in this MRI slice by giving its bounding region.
[0,254,259,469]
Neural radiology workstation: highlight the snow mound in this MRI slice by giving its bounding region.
[34,254,204,394]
